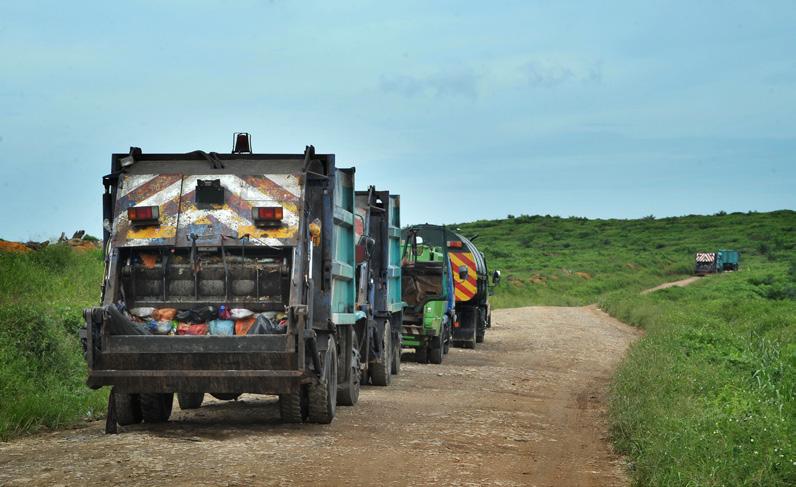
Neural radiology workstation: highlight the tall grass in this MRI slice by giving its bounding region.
[600,266,795,486]
[0,245,107,439]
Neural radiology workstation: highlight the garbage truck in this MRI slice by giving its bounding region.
[83,135,368,431]
[400,224,456,364]
[695,249,740,275]
[446,232,499,348]
[340,187,402,405]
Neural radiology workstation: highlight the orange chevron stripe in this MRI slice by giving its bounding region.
[458,278,477,294]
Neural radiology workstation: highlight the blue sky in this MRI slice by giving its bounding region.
[1,1,794,241]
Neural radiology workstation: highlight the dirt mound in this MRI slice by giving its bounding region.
[0,231,99,254]
[0,241,32,253]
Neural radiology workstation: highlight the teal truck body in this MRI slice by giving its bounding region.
[695,249,740,275]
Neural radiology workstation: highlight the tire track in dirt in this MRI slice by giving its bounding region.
[0,306,640,486]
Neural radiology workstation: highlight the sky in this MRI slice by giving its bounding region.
[1,1,794,241]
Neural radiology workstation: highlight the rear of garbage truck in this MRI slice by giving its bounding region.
[84,138,357,431]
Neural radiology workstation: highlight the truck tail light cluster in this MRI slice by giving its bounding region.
[447,240,463,248]
[127,206,160,225]
[252,206,284,226]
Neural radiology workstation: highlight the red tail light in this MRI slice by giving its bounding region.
[447,240,463,248]
[252,206,284,225]
[453,321,460,328]
[127,206,159,224]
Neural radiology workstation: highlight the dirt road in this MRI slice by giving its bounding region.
[641,276,702,294]
[0,307,639,486]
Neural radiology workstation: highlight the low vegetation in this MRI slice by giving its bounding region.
[459,209,795,485]
[455,210,794,307]
[0,245,106,439]
[602,265,795,485]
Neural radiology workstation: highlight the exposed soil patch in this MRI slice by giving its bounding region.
[641,276,703,294]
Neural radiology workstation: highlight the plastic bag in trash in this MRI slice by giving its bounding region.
[209,319,235,336]
[187,324,208,335]
[218,305,232,320]
[148,320,173,335]
[247,314,287,335]
[230,308,254,319]
[106,305,151,335]
[129,307,155,319]
[235,316,256,335]
[175,306,216,324]
[152,308,177,321]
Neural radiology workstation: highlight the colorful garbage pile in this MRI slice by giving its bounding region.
[123,304,287,336]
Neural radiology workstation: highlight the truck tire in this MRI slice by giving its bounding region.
[114,392,142,426]
[415,347,428,363]
[308,338,337,424]
[279,389,307,423]
[391,339,401,375]
[338,332,360,406]
[140,393,173,423]
[476,332,485,343]
[462,311,477,349]
[177,393,204,410]
[370,322,392,386]
[429,336,443,364]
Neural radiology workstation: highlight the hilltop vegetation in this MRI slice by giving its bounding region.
[458,209,795,486]
[455,210,795,307]
[0,245,106,439]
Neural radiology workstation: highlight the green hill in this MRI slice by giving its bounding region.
[453,210,795,307]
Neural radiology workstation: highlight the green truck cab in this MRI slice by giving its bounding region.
[400,227,456,364]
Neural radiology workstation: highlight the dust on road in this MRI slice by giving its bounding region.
[0,306,640,487]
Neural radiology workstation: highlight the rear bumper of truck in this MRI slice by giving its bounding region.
[88,369,305,394]
[87,334,305,395]
[400,324,437,347]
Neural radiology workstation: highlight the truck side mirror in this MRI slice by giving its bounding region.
[458,265,469,280]
[492,270,501,285]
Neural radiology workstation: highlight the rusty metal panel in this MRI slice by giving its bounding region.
[112,173,304,248]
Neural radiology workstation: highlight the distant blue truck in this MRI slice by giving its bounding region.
[695,250,740,275]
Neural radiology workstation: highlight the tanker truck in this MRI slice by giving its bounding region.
[446,232,499,348]
[83,135,373,431]
[400,224,456,364]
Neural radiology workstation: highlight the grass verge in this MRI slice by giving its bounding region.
[0,245,107,440]
[600,264,795,485]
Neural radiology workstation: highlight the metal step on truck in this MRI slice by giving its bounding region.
[339,187,402,406]
[400,225,457,364]
[83,134,373,432]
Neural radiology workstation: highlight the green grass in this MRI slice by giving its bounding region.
[454,210,795,307]
[600,265,795,486]
[0,245,107,439]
